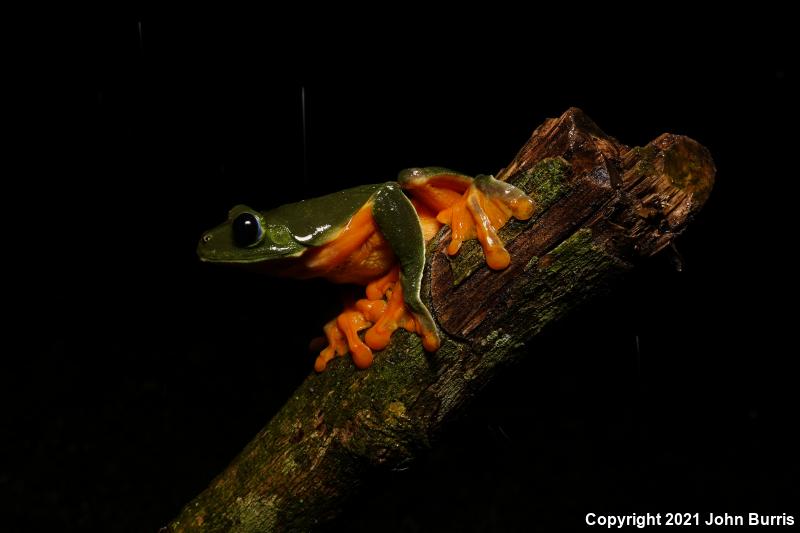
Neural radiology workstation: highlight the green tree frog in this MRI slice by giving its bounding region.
[198,168,534,371]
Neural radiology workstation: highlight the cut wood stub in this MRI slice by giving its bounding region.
[430,108,715,346]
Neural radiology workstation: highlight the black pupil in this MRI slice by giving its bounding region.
[232,213,261,246]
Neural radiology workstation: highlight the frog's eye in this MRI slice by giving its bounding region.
[232,212,263,247]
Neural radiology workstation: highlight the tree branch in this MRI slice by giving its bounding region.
[165,108,715,532]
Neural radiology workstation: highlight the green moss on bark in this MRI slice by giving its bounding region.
[514,156,572,207]
[630,145,657,180]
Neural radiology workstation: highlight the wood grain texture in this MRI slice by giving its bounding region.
[165,108,715,533]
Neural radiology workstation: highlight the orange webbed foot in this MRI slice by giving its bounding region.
[364,269,440,354]
[437,176,534,270]
[401,169,534,270]
[315,266,440,372]
[314,303,374,372]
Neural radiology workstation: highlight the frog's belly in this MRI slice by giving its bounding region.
[282,204,396,285]
[322,231,395,284]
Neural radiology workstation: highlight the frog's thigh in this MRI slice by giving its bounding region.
[371,184,437,336]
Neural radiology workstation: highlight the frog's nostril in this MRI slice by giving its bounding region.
[202,233,213,243]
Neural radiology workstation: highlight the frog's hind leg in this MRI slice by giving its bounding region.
[313,262,435,372]
[369,184,441,353]
[399,168,535,269]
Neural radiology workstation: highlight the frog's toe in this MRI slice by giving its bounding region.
[315,305,374,372]
[412,314,441,352]
[364,278,408,351]
[336,309,373,369]
[314,319,348,372]
[365,266,399,300]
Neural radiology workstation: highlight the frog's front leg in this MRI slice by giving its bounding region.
[398,167,535,269]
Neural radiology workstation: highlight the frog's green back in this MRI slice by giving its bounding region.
[264,183,385,246]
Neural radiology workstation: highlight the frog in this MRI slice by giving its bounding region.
[197,167,535,372]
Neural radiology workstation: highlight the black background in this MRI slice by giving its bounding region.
[6,11,798,532]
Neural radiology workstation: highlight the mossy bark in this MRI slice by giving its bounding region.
[165,108,715,533]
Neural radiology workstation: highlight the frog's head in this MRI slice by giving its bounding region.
[197,204,305,264]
